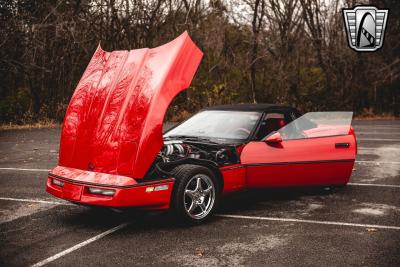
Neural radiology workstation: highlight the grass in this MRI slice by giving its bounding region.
[354,113,397,120]
[0,120,60,131]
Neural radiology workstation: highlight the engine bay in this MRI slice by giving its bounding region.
[144,139,240,180]
[160,140,239,165]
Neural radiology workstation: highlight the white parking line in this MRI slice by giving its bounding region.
[358,147,399,150]
[0,167,49,172]
[1,160,400,174]
[356,160,400,164]
[216,214,400,230]
[348,183,400,188]
[357,132,400,135]
[356,129,400,131]
[357,138,400,142]
[0,197,74,206]
[356,131,400,134]
[354,125,400,128]
[31,223,129,267]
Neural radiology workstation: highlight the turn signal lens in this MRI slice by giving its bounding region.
[52,179,64,187]
[154,185,169,191]
[88,187,115,196]
[145,187,155,192]
[145,185,169,192]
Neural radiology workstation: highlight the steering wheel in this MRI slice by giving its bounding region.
[233,127,251,137]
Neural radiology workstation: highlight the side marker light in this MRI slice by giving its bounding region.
[88,187,115,196]
[52,179,64,187]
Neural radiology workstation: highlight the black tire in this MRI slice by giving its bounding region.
[170,164,220,224]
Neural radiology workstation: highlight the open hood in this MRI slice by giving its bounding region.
[59,32,203,179]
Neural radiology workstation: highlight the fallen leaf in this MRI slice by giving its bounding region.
[195,248,205,256]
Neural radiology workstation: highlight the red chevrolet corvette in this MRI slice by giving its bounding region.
[47,32,357,223]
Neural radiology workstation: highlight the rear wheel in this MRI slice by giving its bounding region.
[170,164,219,224]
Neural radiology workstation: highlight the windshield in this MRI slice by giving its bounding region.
[165,110,262,142]
[275,111,353,140]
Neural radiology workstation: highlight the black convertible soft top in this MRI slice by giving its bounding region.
[203,103,298,113]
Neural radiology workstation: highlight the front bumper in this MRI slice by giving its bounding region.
[46,166,174,209]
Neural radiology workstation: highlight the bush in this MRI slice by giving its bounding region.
[0,88,32,123]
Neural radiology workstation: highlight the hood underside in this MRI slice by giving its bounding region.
[59,32,203,179]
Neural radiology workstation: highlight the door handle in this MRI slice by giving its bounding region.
[335,143,350,148]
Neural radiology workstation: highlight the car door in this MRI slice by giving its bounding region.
[241,112,356,188]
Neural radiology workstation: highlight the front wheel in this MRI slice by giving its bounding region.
[170,164,219,224]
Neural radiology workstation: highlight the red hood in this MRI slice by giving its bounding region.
[59,32,203,179]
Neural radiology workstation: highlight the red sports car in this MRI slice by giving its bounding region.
[46,32,357,223]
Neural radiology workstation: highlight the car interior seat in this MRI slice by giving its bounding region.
[256,118,286,140]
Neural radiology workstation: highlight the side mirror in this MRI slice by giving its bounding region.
[264,132,282,143]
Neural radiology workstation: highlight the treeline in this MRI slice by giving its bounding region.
[0,0,399,124]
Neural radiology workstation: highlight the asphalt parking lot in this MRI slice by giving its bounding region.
[0,120,399,266]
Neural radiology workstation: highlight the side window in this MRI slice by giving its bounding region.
[255,113,287,140]
[278,112,353,140]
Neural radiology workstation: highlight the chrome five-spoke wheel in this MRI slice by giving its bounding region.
[184,174,215,219]
[171,164,220,224]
